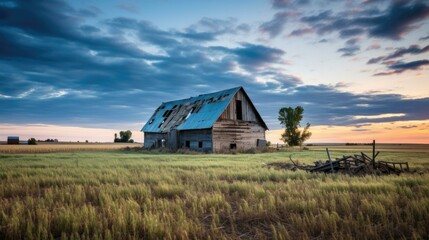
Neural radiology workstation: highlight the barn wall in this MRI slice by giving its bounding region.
[219,89,259,122]
[178,129,212,152]
[7,138,19,145]
[144,132,167,148]
[212,120,265,152]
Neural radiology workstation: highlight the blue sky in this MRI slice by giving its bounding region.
[0,0,428,142]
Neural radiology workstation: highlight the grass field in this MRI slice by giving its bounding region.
[0,143,142,154]
[0,145,428,239]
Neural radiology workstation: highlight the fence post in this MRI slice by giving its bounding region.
[326,148,334,173]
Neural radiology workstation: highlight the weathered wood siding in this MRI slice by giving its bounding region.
[212,120,265,152]
[213,88,266,152]
[178,129,212,152]
[144,132,167,148]
[219,89,259,121]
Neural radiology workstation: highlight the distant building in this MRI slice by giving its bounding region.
[7,136,19,145]
[142,86,268,153]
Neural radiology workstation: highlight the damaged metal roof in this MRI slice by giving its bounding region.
[142,87,241,133]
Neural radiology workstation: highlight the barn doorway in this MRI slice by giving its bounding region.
[230,143,237,150]
[236,100,242,120]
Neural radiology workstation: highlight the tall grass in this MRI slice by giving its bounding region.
[0,150,428,239]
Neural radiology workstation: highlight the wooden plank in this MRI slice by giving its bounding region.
[212,120,265,152]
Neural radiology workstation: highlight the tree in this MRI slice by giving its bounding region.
[120,130,132,142]
[28,138,37,145]
[278,106,312,147]
[114,130,134,143]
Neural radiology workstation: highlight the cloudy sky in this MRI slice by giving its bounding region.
[0,0,428,143]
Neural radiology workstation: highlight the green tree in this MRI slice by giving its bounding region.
[278,106,312,146]
[28,138,37,145]
[119,130,132,142]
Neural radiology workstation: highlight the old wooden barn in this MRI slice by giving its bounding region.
[7,136,19,145]
[141,87,268,152]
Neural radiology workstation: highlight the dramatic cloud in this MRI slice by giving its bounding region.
[251,84,429,127]
[259,11,289,38]
[271,0,309,9]
[288,27,313,37]
[295,1,429,40]
[230,43,286,70]
[366,1,429,39]
[0,0,428,134]
[339,28,365,38]
[367,44,429,64]
[374,59,429,76]
[337,38,360,57]
[0,0,296,128]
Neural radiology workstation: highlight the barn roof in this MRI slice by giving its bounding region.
[142,87,267,133]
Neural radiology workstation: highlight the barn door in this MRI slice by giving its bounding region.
[167,130,178,151]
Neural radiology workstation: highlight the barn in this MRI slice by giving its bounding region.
[141,86,268,153]
[7,136,19,145]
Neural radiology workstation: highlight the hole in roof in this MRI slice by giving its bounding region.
[148,119,154,124]
[185,111,192,120]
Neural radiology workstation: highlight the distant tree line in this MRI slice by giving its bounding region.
[114,130,134,143]
[27,138,59,145]
[345,142,373,146]
[39,139,58,142]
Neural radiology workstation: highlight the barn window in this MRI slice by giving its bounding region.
[185,141,190,148]
[198,141,203,148]
[230,143,237,150]
[236,100,242,120]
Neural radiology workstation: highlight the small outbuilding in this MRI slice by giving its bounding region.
[142,86,268,153]
[7,136,19,145]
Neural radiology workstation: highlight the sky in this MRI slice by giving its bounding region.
[0,0,429,143]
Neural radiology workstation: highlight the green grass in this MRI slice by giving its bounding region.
[0,150,428,239]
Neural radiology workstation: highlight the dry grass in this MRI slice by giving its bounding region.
[0,149,428,239]
[306,143,429,153]
[0,143,142,154]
